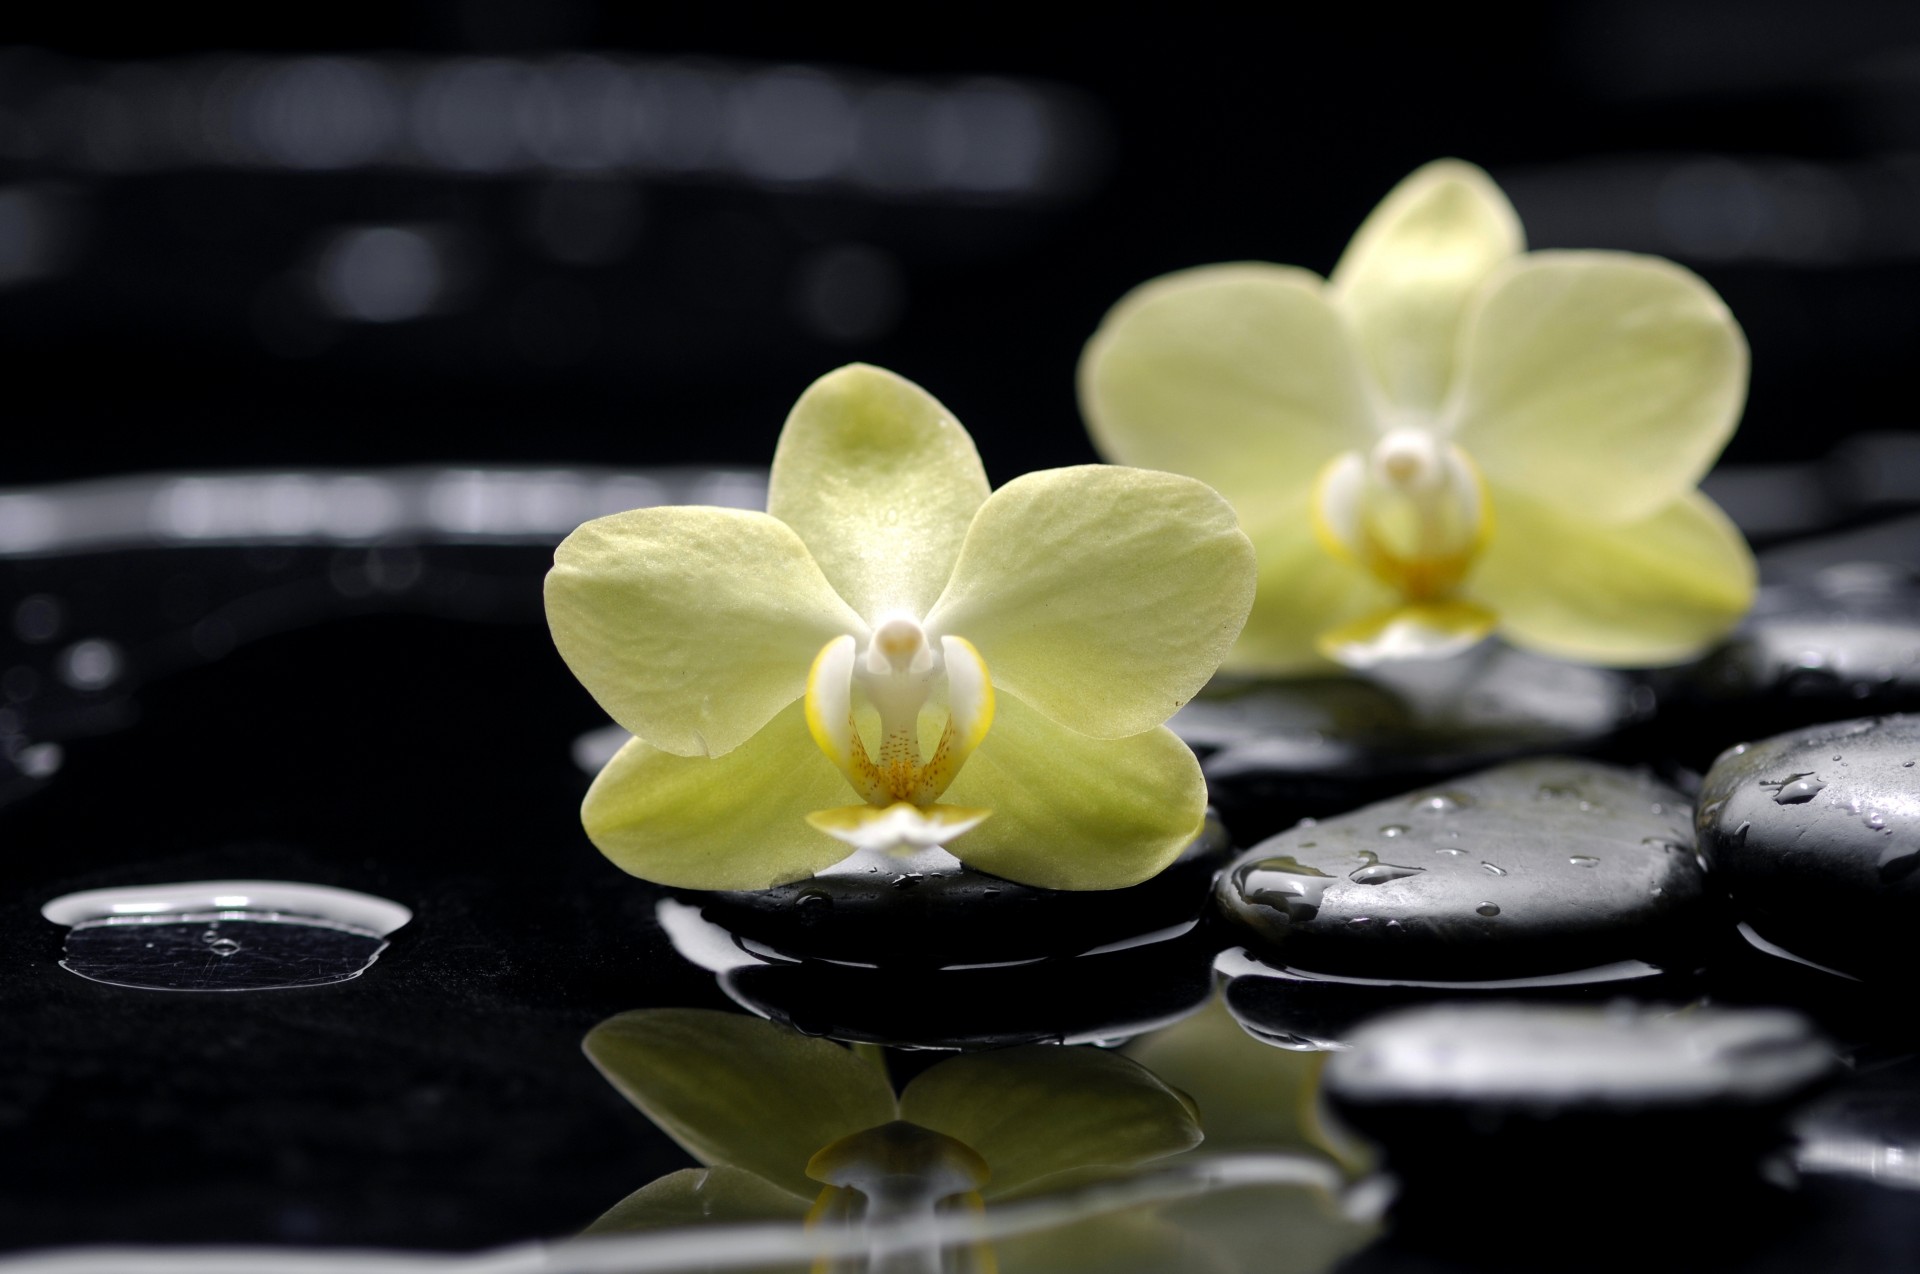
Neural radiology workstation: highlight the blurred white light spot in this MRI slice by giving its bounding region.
[59,639,123,691]
[318,477,403,538]
[244,58,398,169]
[411,59,527,172]
[519,57,639,170]
[792,244,905,343]
[932,82,1049,194]
[17,742,64,779]
[634,63,724,170]
[317,226,443,323]
[572,724,630,774]
[0,495,59,552]
[727,68,854,183]
[1657,160,1771,258]
[687,471,770,510]
[854,84,941,193]
[590,475,667,515]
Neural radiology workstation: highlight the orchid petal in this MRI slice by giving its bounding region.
[547,506,864,758]
[579,1166,809,1235]
[1317,599,1497,668]
[1224,503,1395,676]
[1450,252,1748,523]
[1079,263,1378,512]
[768,363,990,622]
[1331,159,1523,414]
[899,1045,1202,1200]
[584,1009,898,1201]
[926,466,1256,739]
[582,702,856,890]
[936,694,1207,891]
[1471,486,1755,666]
[805,802,993,855]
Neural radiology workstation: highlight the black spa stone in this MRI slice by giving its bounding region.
[1214,758,1711,979]
[1183,645,1651,841]
[1669,554,1920,766]
[1697,714,1920,978]
[688,812,1233,965]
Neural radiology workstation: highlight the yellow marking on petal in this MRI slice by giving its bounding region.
[914,635,995,804]
[1316,599,1496,668]
[805,635,890,805]
[807,802,993,855]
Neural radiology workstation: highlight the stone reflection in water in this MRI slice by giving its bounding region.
[576,1008,1205,1270]
[41,879,411,991]
[655,898,1218,1051]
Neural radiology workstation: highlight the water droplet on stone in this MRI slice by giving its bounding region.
[1416,792,1471,814]
[1569,855,1600,868]
[1762,773,1825,804]
[208,938,241,957]
[1481,862,1507,876]
[1235,856,1337,925]
[1476,902,1501,917]
[1348,916,1373,928]
[1435,847,1467,857]
[1349,850,1425,885]
[1379,824,1410,838]
[796,889,833,913]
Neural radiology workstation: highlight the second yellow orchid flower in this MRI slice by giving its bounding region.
[1080,159,1756,672]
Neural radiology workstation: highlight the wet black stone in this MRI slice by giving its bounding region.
[1668,551,1920,766]
[1184,646,1651,841]
[1325,1004,1838,1263]
[1696,714,1920,978]
[1214,758,1711,979]
[689,813,1232,965]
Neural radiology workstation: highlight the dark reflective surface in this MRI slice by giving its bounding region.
[3,474,1920,1271]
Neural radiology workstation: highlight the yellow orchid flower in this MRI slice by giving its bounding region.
[1080,159,1757,672]
[546,364,1255,891]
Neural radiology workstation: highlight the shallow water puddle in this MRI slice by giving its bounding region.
[41,880,411,991]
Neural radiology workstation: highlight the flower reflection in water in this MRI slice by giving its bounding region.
[578,1003,1378,1272]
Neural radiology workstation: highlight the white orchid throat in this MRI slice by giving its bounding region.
[803,614,995,855]
[1311,427,1498,665]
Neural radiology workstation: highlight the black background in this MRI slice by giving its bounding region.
[4,0,1920,1258]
